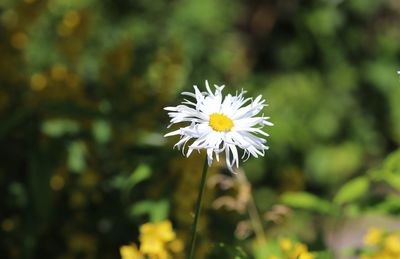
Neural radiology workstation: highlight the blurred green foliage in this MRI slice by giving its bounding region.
[1,0,400,258]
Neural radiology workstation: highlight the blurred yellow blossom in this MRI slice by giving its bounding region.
[279,238,292,251]
[121,220,182,259]
[140,220,176,243]
[364,228,383,245]
[120,244,143,259]
[274,238,314,259]
[384,234,400,254]
[291,243,314,259]
[298,252,315,259]
[361,228,400,259]
[139,235,165,256]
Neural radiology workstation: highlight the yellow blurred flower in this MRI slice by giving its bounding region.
[121,220,181,259]
[370,251,393,259]
[384,234,400,254]
[289,243,314,259]
[140,220,176,243]
[279,238,292,251]
[364,228,383,246]
[139,235,165,256]
[120,244,143,259]
[274,238,314,259]
[298,252,315,259]
[361,228,400,259]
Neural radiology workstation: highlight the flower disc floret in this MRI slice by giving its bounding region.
[209,113,234,132]
[164,80,273,172]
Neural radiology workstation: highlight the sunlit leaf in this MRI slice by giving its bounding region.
[67,141,87,173]
[281,192,332,213]
[333,176,369,205]
[129,199,169,222]
[126,164,151,189]
[92,120,111,144]
[41,119,79,137]
[381,173,400,190]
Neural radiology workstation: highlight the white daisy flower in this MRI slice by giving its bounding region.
[164,80,273,172]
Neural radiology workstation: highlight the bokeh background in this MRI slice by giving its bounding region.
[1,0,400,258]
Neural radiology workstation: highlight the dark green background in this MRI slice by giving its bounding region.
[1,0,400,258]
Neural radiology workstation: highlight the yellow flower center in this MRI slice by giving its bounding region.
[209,113,234,132]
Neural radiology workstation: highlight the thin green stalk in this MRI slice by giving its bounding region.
[188,157,209,259]
[248,194,267,243]
[240,172,266,243]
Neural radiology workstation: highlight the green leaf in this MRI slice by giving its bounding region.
[313,251,334,259]
[67,141,87,173]
[129,201,154,217]
[333,176,369,205]
[280,192,332,213]
[149,199,169,222]
[253,239,282,259]
[126,164,151,189]
[383,150,400,173]
[371,195,400,213]
[41,119,79,137]
[129,199,169,222]
[92,120,111,144]
[110,164,152,200]
[381,173,400,190]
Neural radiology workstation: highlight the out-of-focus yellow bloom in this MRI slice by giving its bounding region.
[120,244,143,259]
[140,220,176,243]
[361,253,393,259]
[139,235,165,255]
[121,220,181,259]
[289,243,315,259]
[279,238,292,251]
[298,252,315,259]
[384,234,400,254]
[272,238,314,259]
[139,221,176,258]
[364,228,383,245]
[371,251,393,259]
[361,228,400,259]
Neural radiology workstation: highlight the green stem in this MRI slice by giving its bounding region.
[248,194,267,243]
[188,156,209,259]
[240,172,266,243]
